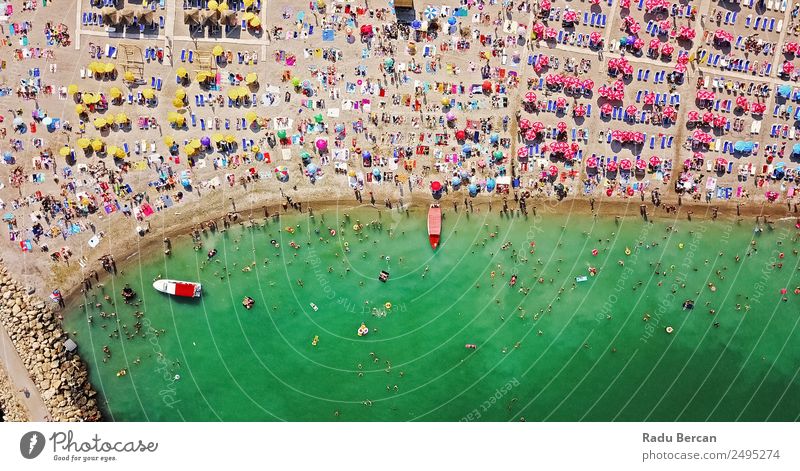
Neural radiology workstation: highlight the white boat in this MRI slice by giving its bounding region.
[152,279,201,298]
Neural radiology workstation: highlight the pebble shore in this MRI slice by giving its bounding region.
[0,364,28,421]
[0,265,101,422]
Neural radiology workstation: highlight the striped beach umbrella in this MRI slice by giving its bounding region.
[423,6,438,19]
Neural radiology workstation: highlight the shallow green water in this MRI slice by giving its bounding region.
[65,207,800,421]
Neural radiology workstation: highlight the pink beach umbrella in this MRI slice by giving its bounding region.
[524,128,538,141]
[649,38,661,50]
[649,156,661,167]
[628,22,641,35]
[589,31,602,45]
[751,102,767,114]
[539,0,552,11]
[619,159,633,171]
[736,96,749,110]
[557,121,567,132]
[663,106,676,119]
[532,22,545,36]
[661,43,675,55]
[785,42,800,54]
[625,104,638,116]
[702,111,714,123]
[548,165,559,176]
[606,160,618,172]
[714,29,733,43]
[582,79,594,91]
[636,159,647,170]
[632,37,644,50]
[524,91,537,103]
[692,130,713,143]
[544,28,557,40]
[573,104,587,117]
[517,147,529,158]
[315,138,328,150]
[679,26,696,40]
[674,63,687,74]
[586,156,598,168]
[564,10,578,23]
[556,97,567,109]
[519,118,532,130]
[687,110,700,121]
[600,103,613,115]
[713,115,727,128]
[620,0,631,6]
[531,121,545,133]
[644,93,655,105]
[783,61,796,75]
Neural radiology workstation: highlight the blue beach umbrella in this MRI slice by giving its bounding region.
[468,183,478,196]
[423,6,438,19]
[779,85,792,97]
[372,168,381,176]
[462,144,472,154]
[451,176,461,187]
[448,17,457,25]
[306,163,318,174]
[793,143,800,155]
[486,178,496,191]
[411,20,422,29]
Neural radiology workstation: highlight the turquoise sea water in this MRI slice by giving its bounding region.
[65,208,800,421]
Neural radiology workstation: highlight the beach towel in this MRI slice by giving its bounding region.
[140,203,154,217]
[88,234,102,248]
[19,239,32,251]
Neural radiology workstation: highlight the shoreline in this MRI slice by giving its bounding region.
[56,184,798,306]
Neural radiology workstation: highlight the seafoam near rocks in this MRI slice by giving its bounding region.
[0,265,101,422]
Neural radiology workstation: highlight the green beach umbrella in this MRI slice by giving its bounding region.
[314,113,324,123]
[277,130,287,139]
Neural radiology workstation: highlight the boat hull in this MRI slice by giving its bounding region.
[427,205,441,250]
[153,279,202,298]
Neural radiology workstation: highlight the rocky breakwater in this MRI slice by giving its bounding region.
[0,266,101,421]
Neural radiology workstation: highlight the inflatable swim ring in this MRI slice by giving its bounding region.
[344,241,349,247]
[591,249,599,256]
[285,226,295,233]
[312,335,319,346]
[357,323,369,336]
[624,247,631,256]
[384,302,392,310]
[678,243,684,249]
[665,326,674,334]
[310,303,318,311]
[330,229,336,236]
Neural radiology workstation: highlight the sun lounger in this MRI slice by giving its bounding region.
[754,17,761,29]
[769,18,775,31]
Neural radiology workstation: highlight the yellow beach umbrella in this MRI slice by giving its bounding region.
[227,88,241,100]
[105,114,115,125]
[176,67,188,78]
[77,138,91,149]
[175,89,186,100]
[91,139,104,151]
[172,97,185,108]
[82,93,97,104]
[218,2,229,12]
[174,115,185,126]
[188,138,201,148]
[249,16,261,28]
[208,0,218,9]
[245,72,258,84]
[109,87,123,99]
[59,146,71,157]
[75,104,86,114]
[245,111,258,123]
[113,147,126,158]
[196,71,209,82]
[252,145,260,153]
[88,61,100,74]
[224,134,235,143]
[212,45,224,57]
[243,0,254,7]
[163,136,175,147]
[104,63,115,73]
[116,112,128,124]
[93,118,107,128]
[142,88,156,100]
[242,12,255,21]
[107,145,119,156]
[67,84,79,96]
[124,71,135,82]
[212,133,224,143]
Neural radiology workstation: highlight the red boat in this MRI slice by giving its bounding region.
[152,279,202,298]
[428,204,441,249]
